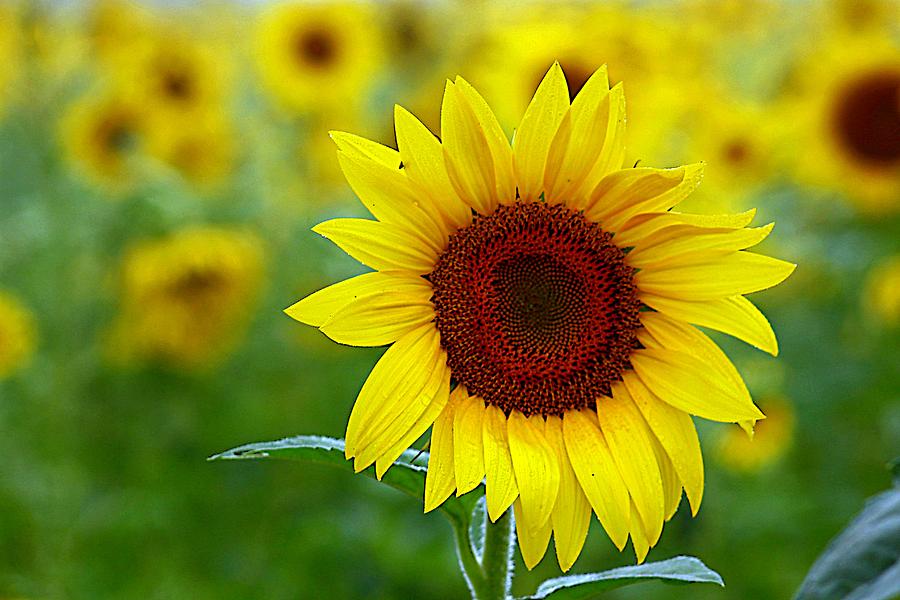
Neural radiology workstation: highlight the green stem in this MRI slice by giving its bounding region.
[480,509,514,599]
[454,504,515,600]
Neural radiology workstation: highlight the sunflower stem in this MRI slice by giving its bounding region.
[479,508,514,599]
[454,504,514,600]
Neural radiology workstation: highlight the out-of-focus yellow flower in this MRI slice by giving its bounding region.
[108,227,265,369]
[717,396,794,472]
[87,0,156,62]
[679,95,780,214]
[785,33,900,215]
[864,255,900,327]
[381,1,442,65]
[0,292,36,379]
[60,91,148,191]
[112,32,230,119]
[821,0,899,34]
[145,110,237,190]
[469,5,693,165]
[253,1,383,114]
[0,4,22,118]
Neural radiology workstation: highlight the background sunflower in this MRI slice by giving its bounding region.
[0,1,897,599]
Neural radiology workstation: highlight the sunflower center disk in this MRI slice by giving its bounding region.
[832,70,900,166]
[430,202,643,417]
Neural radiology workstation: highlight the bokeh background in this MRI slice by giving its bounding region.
[1,0,898,598]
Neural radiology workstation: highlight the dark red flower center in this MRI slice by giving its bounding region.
[831,69,900,167]
[429,202,642,416]
[294,27,338,68]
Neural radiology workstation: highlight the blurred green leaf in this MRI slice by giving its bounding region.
[794,476,900,600]
[521,556,724,599]
[209,435,481,530]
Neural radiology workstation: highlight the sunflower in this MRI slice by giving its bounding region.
[112,32,229,119]
[87,0,156,63]
[716,396,794,472]
[469,5,699,168]
[0,291,36,379]
[286,64,795,570]
[145,109,237,190]
[678,93,780,215]
[108,227,264,369]
[253,1,383,114]
[60,91,148,190]
[785,33,900,214]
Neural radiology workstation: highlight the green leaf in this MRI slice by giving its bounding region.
[522,556,724,599]
[209,435,481,530]
[794,485,900,600]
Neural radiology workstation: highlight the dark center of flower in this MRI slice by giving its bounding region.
[97,114,136,156]
[294,27,338,68]
[162,69,194,101]
[723,138,751,165]
[831,69,900,167]
[168,269,226,304]
[429,202,642,416]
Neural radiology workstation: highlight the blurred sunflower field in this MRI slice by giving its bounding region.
[1,0,898,598]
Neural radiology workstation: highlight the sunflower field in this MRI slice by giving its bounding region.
[1,1,898,599]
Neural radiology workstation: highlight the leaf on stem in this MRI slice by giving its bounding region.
[521,556,724,599]
[209,435,481,530]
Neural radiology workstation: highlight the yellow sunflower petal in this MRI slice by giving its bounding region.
[344,324,436,458]
[336,150,446,251]
[330,130,400,168]
[639,311,755,413]
[425,399,458,513]
[455,77,516,206]
[515,497,553,570]
[350,331,448,472]
[393,105,472,230]
[513,62,570,201]
[545,415,591,572]
[482,405,519,522]
[375,365,451,479]
[651,435,683,521]
[285,271,431,327]
[312,218,438,274]
[584,164,704,232]
[599,385,665,546]
[507,412,560,531]
[629,497,651,564]
[441,81,497,216]
[545,67,613,208]
[623,371,704,516]
[320,291,434,347]
[575,83,627,200]
[563,409,631,550]
[453,389,486,495]
[634,251,796,301]
[674,209,758,228]
[639,293,779,356]
[613,208,757,248]
[627,223,775,269]
[630,348,765,423]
